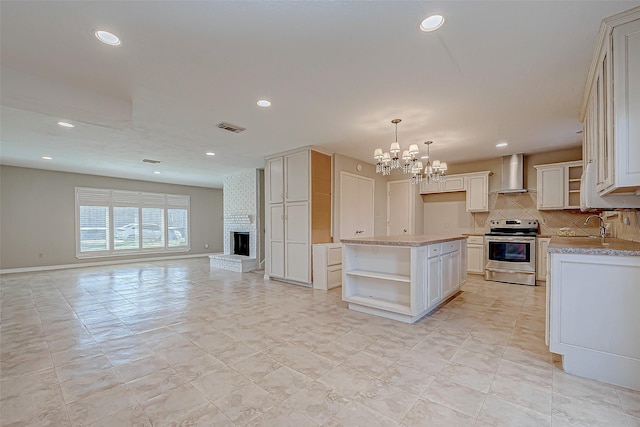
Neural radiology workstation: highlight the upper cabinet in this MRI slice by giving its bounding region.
[582,8,640,197]
[420,171,490,212]
[535,161,582,210]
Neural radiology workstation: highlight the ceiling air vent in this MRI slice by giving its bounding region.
[142,159,161,164]
[216,122,246,133]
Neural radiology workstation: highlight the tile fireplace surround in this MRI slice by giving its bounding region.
[210,170,262,273]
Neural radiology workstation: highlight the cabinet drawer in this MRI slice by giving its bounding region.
[327,266,342,289]
[427,244,441,257]
[327,246,342,266]
[467,236,484,245]
[441,240,460,254]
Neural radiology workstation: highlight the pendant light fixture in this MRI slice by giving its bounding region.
[373,120,447,185]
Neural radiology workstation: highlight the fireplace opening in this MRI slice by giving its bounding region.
[233,232,250,256]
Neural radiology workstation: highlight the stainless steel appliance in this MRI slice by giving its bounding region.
[485,219,539,286]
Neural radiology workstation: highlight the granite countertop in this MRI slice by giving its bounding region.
[462,233,485,236]
[548,237,640,257]
[340,234,467,247]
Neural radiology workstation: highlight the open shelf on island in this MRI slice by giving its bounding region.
[345,294,412,315]
[346,269,410,283]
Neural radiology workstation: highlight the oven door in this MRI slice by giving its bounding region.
[485,236,536,285]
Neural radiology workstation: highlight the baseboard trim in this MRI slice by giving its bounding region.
[0,253,221,275]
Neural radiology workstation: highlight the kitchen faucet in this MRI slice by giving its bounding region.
[584,214,606,238]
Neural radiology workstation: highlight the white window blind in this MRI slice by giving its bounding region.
[75,187,191,258]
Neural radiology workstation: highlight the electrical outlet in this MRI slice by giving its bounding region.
[204,243,209,249]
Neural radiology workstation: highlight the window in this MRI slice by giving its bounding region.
[76,187,190,258]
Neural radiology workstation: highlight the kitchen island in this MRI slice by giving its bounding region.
[340,234,467,323]
[547,237,640,390]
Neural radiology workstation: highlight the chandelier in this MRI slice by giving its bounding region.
[373,119,447,185]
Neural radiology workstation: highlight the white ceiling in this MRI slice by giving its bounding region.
[1,1,638,188]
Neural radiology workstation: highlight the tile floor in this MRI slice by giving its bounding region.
[1,258,639,426]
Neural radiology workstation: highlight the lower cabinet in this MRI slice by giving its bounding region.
[342,239,466,323]
[548,252,640,390]
[466,235,485,274]
[312,243,342,290]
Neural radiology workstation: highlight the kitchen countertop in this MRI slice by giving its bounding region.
[548,236,640,257]
[340,234,467,247]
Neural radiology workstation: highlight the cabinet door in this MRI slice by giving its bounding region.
[466,174,488,212]
[612,19,640,190]
[537,166,564,210]
[596,48,614,193]
[269,204,284,278]
[285,151,309,202]
[441,254,454,299]
[267,157,284,204]
[387,180,412,235]
[441,176,465,192]
[285,202,310,283]
[467,244,484,274]
[420,181,441,194]
[426,255,441,308]
[536,238,550,281]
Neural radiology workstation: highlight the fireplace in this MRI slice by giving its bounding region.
[233,232,250,256]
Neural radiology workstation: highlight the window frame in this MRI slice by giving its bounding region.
[75,187,190,259]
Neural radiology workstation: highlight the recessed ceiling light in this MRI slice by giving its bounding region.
[420,14,445,32]
[421,155,430,159]
[257,99,271,108]
[95,30,121,46]
[496,142,509,148]
[57,121,74,128]
[153,171,161,174]
[206,152,216,156]
[42,156,53,160]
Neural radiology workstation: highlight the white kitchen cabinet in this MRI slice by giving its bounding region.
[420,171,490,212]
[312,243,342,290]
[536,237,550,282]
[267,157,284,204]
[340,172,374,239]
[548,250,640,390]
[342,237,466,323]
[387,179,424,236]
[465,172,490,212]
[582,8,640,197]
[425,245,441,309]
[535,161,583,210]
[466,235,484,275]
[420,175,463,194]
[535,164,564,210]
[440,240,461,300]
[265,148,332,286]
[441,176,465,192]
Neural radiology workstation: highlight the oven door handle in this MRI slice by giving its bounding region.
[485,267,535,275]
[486,237,536,242]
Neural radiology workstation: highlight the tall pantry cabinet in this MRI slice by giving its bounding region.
[265,148,332,286]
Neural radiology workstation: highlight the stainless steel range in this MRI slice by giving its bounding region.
[485,219,539,286]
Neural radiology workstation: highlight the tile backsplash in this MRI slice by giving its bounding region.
[472,192,604,237]
[611,210,640,242]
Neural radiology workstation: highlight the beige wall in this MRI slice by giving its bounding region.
[421,146,606,237]
[332,153,388,239]
[0,166,223,270]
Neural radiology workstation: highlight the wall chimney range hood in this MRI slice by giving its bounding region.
[498,154,528,193]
